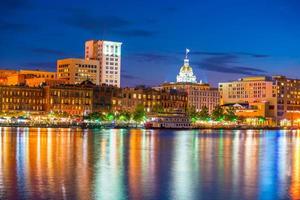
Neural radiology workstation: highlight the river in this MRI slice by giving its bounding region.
[0,127,299,200]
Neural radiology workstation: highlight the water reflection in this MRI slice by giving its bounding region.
[0,128,299,199]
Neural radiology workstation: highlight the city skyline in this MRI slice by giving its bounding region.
[1,0,300,87]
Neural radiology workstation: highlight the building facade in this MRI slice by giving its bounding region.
[92,84,122,113]
[272,76,300,122]
[159,51,220,113]
[4,69,58,86]
[119,87,187,113]
[19,70,56,79]
[57,58,99,85]
[85,40,122,87]
[219,76,276,118]
[0,82,120,116]
[0,85,46,112]
[161,82,220,113]
[219,76,300,124]
[0,70,18,85]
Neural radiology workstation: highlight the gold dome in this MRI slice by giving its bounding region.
[180,65,193,73]
[176,50,197,83]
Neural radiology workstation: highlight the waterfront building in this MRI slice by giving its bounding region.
[5,69,57,86]
[47,84,93,116]
[0,85,46,112]
[272,76,300,122]
[161,82,220,113]
[92,84,122,113]
[159,50,220,113]
[0,70,18,85]
[19,70,56,78]
[25,77,67,87]
[0,81,122,116]
[219,76,276,119]
[57,58,99,85]
[219,76,300,124]
[119,87,187,113]
[85,40,122,87]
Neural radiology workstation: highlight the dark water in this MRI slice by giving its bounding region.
[0,128,299,200]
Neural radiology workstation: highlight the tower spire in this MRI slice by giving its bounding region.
[185,48,190,59]
[184,48,190,66]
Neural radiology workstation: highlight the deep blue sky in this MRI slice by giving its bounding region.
[1,0,300,87]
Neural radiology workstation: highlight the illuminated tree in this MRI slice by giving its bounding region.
[198,106,210,121]
[186,106,197,122]
[258,116,266,124]
[211,105,224,121]
[117,111,132,122]
[133,104,146,122]
[104,112,115,121]
[224,106,237,122]
[85,112,103,122]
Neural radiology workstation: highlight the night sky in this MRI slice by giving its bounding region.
[1,0,300,87]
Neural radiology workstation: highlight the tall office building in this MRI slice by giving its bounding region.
[85,40,122,87]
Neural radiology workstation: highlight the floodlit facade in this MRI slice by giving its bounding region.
[0,82,121,115]
[176,57,197,83]
[161,82,219,113]
[5,69,58,86]
[0,70,18,85]
[118,87,187,113]
[85,40,122,87]
[219,76,300,124]
[272,76,300,122]
[160,50,220,113]
[0,85,46,112]
[19,70,56,78]
[57,58,99,85]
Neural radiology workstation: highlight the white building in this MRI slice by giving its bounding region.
[85,40,122,87]
[160,49,220,113]
[176,50,197,83]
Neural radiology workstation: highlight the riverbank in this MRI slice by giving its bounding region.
[0,123,295,130]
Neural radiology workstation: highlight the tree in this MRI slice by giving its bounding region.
[258,116,266,124]
[133,104,146,123]
[224,106,237,122]
[85,112,103,122]
[104,112,115,121]
[198,106,210,121]
[116,111,132,122]
[186,106,198,122]
[211,105,224,121]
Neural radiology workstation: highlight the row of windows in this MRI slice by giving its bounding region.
[1,105,43,111]
[228,94,267,98]
[106,67,118,70]
[1,90,43,97]
[105,80,118,83]
[50,98,91,105]
[1,98,44,104]
[223,82,268,87]
[51,91,91,97]
[76,64,97,68]
[105,62,119,66]
[106,71,118,74]
[106,58,119,61]
[58,64,70,68]
[191,97,219,102]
